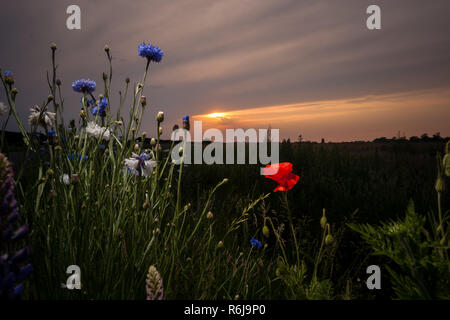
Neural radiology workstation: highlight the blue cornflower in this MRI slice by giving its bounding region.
[3,71,14,84]
[72,78,96,93]
[48,130,56,136]
[138,42,164,62]
[99,144,106,150]
[68,153,87,162]
[182,115,190,130]
[91,97,108,116]
[250,237,262,249]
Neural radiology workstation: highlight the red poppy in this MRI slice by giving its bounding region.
[263,162,299,192]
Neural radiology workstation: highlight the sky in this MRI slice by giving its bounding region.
[0,0,449,142]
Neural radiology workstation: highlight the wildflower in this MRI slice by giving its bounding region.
[28,105,56,128]
[91,97,108,116]
[0,102,7,117]
[60,174,70,185]
[146,265,164,300]
[156,111,164,123]
[68,154,88,162]
[182,115,190,130]
[72,78,96,93]
[71,174,80,184]
[0,153,32,299]
[124,152,156,177]
[48,130,56,137]
[3,70,14,85]
[138,42,164,62]
[250,237,262,249]
[263,162,299,192]
[86,121,110,141]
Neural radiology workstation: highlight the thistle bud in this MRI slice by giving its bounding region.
[47,94,54,102]
[320,208,327,229]
[206,211,213,219]
[125,77,130,84]
[50,42,57,51]
[56,78,61,86]
[156,111,164,122]
[10,87,18,99]
[140,96,147,107]
[104,45,110,53]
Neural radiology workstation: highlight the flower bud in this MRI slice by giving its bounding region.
[103,72,108,81]
[56,78,62,86]
[46,168,54,177]
[262,225,270,238]
[320,208,327,229]
[4,71,14,85]
[142,131,147,139]
[10,88,18,99]
[47,94,54,102]
[179,147,184,156]
[80,109,86,119]
[206,211,213,219]
[134,143,140,151]
[125,77,130,84]
[104,45,110,53]
[159,127,163,135]
[156,111,164,122]
[444,153,450,177]
[140,96,147,107]
[50,43,57,51]
[150,138,156,146]
[325,234,334,245]
[217,241,224,248]
[435,176,444,193]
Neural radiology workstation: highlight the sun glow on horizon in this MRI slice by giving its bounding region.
[206,112,226,119]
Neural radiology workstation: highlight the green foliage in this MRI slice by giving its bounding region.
[349,201,450,299]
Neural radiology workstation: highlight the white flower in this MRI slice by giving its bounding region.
[0,102,7,117]
[59,174,70,185]
[86,121,110,141]
[124,152,156,177]
[28,105,56,128]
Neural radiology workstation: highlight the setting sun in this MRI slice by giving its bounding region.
[206,112,226,119]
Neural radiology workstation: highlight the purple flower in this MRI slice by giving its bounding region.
[138,42,164,62]
[72,78,96,93]
[0,153,32,299]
